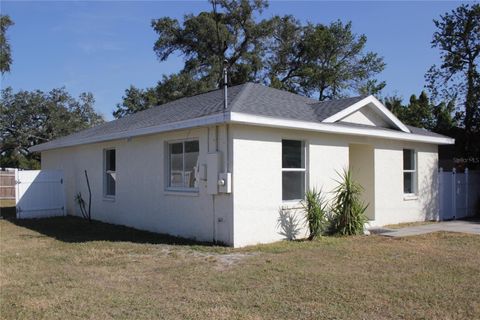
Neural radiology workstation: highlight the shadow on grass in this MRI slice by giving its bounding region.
[0,207,217,246]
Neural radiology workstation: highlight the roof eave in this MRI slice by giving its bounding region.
[230,112,455,145]
[30,113,230,152]
[30,106,455,153]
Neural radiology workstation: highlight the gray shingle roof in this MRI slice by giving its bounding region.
[30,82,452,152]
[405,125,451,139]
[333,122,451,139]
[229,83,367,122]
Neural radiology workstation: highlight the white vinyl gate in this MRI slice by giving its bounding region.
[439,168,480,220]
[15,170,66,219]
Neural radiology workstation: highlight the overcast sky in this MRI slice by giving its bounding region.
[1,1,466,120]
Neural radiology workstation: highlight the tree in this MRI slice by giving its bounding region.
[0,15,14,74]
[152,0,272,88]
[265,15,307,94]
[115,0,386,117]
[0,87,104,169]
[113,72,212,118]
[268,19,386,100]
[426,3,480,157]
[384,91,456,133]
[384,95,406,122]
[404,92,435,129]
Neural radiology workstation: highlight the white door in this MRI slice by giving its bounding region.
[16,170,66,219]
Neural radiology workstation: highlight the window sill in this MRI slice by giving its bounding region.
[403,194,418,201]
[281,200,303,210]
[164,189,199,197]
[103,196,116,202]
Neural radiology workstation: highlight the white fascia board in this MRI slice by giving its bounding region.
[31,108,454,153]
[229,112,454,145]
[30,113,229,152]
[322,95,411,133]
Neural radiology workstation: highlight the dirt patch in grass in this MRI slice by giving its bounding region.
[1,216,479,319]
[384,220,437,229]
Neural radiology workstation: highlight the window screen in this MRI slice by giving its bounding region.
[403,149,416,194]
[105,149,116,196]
[282,140,305,201]
[169,140,199,189]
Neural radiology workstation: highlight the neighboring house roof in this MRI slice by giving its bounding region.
[31,82,454,152]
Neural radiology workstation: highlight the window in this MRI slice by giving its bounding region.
[403,149,416,194]
[282,140,306,201]
[168,140,199,190]
[104,149,116,197]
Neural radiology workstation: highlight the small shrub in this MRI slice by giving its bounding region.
[331,169,368,235]
[301,188,328,240]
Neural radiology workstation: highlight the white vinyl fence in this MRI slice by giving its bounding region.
[439,168,480,220]
[15,170,66,219]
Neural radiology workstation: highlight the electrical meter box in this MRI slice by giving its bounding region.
[218,172,232,193]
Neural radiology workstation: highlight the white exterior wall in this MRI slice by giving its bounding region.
[41,126,234,245]
[42,123,439,248]
[349,144,375,220]
[372,141,439,226]
[231,124,439,247]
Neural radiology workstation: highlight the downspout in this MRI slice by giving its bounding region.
[223,61,231,244]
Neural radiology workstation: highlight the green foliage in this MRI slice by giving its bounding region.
[384,91,456,134]
[301,188,328,240]
[425,3,480,158]
[152,0,271,86]
[0,14,14,74]
[331,169,368,236]
[115,0,386,117]
[268,19,386,100]
[113,73,213,118]
[0,87,104,169]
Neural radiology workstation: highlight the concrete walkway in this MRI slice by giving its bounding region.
[372,220,480,237]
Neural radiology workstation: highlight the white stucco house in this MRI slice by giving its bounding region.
[31,82,454,247]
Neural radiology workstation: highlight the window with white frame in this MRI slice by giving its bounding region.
[168,140,199,190]
[282,140,306,201]
[403,149,416,194]
[104,149,116,197]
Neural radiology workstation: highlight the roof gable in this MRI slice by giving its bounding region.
[339,105,391,128]
[322,95,410,133]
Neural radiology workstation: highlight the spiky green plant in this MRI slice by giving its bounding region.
[301,188,328,240]
[331,169,368,235]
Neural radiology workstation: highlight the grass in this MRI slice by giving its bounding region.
[1,214,479,319]
[0,199,15,207]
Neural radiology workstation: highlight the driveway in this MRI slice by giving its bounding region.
[374,220,480,237]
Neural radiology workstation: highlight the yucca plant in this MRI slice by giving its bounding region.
[331,169,368,235]
[301,188,328,240]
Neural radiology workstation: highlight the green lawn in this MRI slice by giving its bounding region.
[1,213,479,319]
